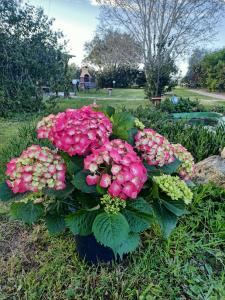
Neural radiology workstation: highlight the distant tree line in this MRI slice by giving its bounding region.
[184,48,225,92]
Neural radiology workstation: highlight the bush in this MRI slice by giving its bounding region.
[158,97,204,113]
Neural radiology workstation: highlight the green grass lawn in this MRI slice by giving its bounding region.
[74,88,146,100]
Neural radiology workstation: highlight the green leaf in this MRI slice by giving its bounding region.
[92,212,129,250]
[43,183,74,199]
[96,184,107,195]
[127,127,138,146]
[45,214,66,234]
[161,198,188,217]
[72,170,96,193]
[152,200,178,238]
[124,198,154,233]
[65,210,97,236]
[115,233,140,259]
[0,181,26,202]
[112,112,135,140]
[71,156,84,173]
[160,158,181,174]
[143,163,161,177]
[106,105,115,117]
[127,197,153,215]
[10,202,44,225]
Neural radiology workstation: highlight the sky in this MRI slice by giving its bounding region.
[27,0,225,75]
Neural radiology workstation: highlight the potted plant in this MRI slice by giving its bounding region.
[0,105,195,264]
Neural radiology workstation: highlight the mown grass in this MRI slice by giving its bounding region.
[75,88,146,100]
[0,184,225,300]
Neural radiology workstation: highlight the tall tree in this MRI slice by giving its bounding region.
[0,0,68,114]
[96,0,225,97]
[84,29,141,70]
[184,48,209,87]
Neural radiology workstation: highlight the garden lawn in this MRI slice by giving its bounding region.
[73,88,146,100]
[0,183,225,299]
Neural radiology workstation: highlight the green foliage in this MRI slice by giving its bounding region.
[0,0,67,115]
[45,214,66,235]
[115,232,140,259]
[92,212,130,251]
[72,170,97,194]
[0,181,16,202]
[112,112,135,140]
[65,210,97,236]
[152,200,178,238]
[159,97,204,113]
[10,202,44,225]
[186,48,225,92]
[123,198,154,233]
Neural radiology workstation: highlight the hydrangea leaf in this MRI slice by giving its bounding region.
[0,181,27,202]
[0,181,17,202]
[115,232,140,259]
[92,212,129,250]
[152,200,178,238]
[71,156,84,173]
[46,214,66,235]
[160,158,181,174]
[10,202,44,225]
[127,127,138,146]
[65,210,97,236]
[72,170,97,193]
[112,112,135,140]
[160,198,188,217]
[43,183,74,199]
[124,197,154,233]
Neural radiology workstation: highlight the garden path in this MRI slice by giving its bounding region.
[189,89,225,101]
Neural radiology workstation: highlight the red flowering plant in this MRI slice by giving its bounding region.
[0,105,195,258]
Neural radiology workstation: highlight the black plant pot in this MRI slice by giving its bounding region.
[75,234,117,264]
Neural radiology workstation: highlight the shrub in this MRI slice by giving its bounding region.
[0,106,195,260]
[158,97,204,113]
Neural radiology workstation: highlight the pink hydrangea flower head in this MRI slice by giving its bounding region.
[84,139,147,200]
[135,129,175,167]
[172,144,195,180]
[6,145,66,193]
[36,114,56,139]
[37,106,112,156]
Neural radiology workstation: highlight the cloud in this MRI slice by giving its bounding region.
[90,0,99,5]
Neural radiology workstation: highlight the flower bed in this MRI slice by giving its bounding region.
[0,105,195,262]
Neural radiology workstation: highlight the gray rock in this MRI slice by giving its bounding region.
[194,155,225,188]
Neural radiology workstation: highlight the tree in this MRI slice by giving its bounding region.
[0,0,68,114]
[84,29,141,70]
[184,48,209,87]
[96,0,225,97]
[189,48,225,92]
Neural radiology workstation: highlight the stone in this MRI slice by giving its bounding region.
[194,155,225,188]
[221,147,225,159]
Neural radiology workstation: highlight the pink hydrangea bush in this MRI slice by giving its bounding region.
[84,139,147,200]
[6,145,66,193]
[172,144,195,180]
[37,106,112,156]
[135,129,175,166]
